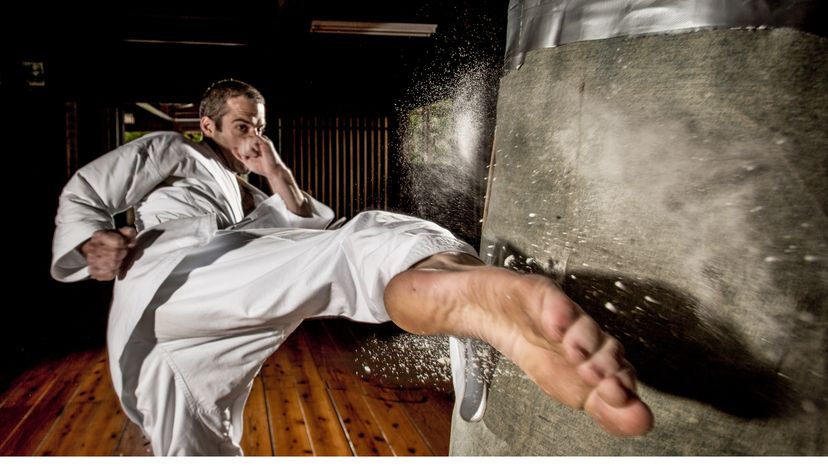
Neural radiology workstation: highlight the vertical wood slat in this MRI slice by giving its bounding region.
[349,117,355,219]
[335,117,341,217]
[328,118,333,216]
[278,115,389,221]
[370,118,376,209]
[65,102,80,178]
[313,117,319,201]
[384,117,389,210]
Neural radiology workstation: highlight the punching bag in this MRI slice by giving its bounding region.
[451,0,827,455]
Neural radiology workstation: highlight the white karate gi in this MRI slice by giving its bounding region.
[50,132,475,455]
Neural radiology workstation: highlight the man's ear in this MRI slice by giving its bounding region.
[200,116,216,137]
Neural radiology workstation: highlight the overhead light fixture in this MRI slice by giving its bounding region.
[136,103,200,123]
[310,20,437,37]
[125,39,247,47]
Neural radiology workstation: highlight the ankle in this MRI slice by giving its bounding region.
[411,252,483,271]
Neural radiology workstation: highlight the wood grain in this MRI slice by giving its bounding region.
[0,321,453,456]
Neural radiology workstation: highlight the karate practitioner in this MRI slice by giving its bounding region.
[51,79,653,455]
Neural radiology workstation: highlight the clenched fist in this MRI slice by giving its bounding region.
[80,226,137,281]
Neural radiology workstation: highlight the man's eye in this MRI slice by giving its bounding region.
[237,125,248,133]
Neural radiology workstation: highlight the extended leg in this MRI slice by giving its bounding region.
[383,252,654,436]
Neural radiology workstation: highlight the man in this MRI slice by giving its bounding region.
[51,79,653,455]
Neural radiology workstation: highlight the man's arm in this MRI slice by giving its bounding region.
[262,164,313,218]
[52,134,171,282]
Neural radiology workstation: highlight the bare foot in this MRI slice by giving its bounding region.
[384,257,654,437]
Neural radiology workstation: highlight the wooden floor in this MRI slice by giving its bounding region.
[0,320,454,456]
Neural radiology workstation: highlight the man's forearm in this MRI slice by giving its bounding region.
[266,168,313,217]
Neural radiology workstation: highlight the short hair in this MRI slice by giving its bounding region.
[199,79,265,130]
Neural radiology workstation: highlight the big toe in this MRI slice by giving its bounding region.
[584,376,654,437]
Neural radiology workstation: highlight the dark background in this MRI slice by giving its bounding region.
[0,0,509,386]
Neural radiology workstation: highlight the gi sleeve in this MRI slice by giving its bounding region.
[231,192,336,231]
[51,134,169,282]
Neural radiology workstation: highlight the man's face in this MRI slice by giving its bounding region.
[202,96,266,171]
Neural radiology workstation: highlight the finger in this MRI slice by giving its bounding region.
[90,256,122,273]
[119,226,138,247]
[94,246,128,261]
[93,230,130,248]
[239,137,261,158]
[112,249,129,261]
[251,136,264,152]
[89,266,117,281]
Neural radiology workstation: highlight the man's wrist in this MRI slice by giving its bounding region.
[77,239,91,259]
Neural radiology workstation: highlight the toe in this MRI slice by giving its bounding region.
[614,366,638,392]
[539,291,579,342]
[586,378,654,436]
[596,376,632,407]
[562,316,605,363]
[577,338,624,385]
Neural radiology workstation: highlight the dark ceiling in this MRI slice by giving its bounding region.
[3,0,510,111]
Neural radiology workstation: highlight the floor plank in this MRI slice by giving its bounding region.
[362,386,435,456]
[262,376,314,456]
[289,329,353,455]
[240,377,273,455]
[70,354,111,403]
[0,406,29,441]
[398,390,453,455]
[326,387,392,455]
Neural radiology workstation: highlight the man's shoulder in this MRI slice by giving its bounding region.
[128,131,207,157]
[133,131,190,145]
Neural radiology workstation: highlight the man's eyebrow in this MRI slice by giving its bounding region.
[231,118,265,128]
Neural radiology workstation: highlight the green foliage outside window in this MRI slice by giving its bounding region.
[125,130,203,144]
[403,99,454,166]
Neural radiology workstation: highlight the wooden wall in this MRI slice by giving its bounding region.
[275,116,392,220]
